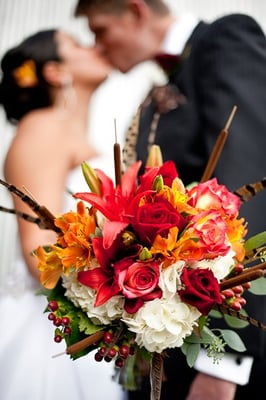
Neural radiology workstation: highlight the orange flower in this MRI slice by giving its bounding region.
[36,245,63,289]
[36,202,97,288]
[54,201,96,269]
[13,60,38,88]
[225,216,247,261]
[172,236,204,261]
[150,226,179,260]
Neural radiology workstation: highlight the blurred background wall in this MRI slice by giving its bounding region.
[1,0,266,282]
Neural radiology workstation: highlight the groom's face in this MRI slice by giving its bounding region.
[86,8,151,72]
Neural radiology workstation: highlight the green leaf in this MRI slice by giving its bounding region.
[186,181,198,190]
[244,232,266,251]
[182,342,201,367]
[78,312,103,335]
[184,332,209,345]
[209,309,223,319]
[219,329,246,352]
[223,312,249,329]
[249,276,266,295]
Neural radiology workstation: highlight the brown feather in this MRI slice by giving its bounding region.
[234,177,266,202]
[0,178,60,232]
[150,352,163,400]
[215,304,266,331]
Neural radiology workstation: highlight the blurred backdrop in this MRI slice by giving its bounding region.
[1,0,266,284]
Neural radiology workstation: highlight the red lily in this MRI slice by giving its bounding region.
[74,161,142,249]
[78,236,120,306]
[138,160,179,192]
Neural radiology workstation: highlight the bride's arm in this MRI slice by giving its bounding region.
[4,112,72,281]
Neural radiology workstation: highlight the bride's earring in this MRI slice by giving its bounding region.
[56,75,77,118]
[62,75,76,109]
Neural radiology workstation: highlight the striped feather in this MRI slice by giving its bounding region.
[0,178,60,232]
[234,177,266,202]
[150,352,163,400]
[0,205,42,226]
[216,304,266,331]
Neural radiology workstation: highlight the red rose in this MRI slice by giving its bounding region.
[178,268,222,315]
[130,194,186,245]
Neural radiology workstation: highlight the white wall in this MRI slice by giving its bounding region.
[167,0,266,31]
[1,0,266,280]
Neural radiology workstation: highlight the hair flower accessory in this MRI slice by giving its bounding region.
[13,59,38,88]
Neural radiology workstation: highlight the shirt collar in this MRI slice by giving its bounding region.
[160,14,199,55]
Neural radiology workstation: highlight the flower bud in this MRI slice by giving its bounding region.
[122,231,136,246]
[152,175,164,191]
[81,162,101,195]
[139,247,153,260]
[146,145,163,167]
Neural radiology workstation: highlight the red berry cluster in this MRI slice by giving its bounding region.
[47,300,72,343]
[94,330,135,368]
[221,283,250,311]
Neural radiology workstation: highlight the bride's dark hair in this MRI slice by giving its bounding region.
[0,29,60,123]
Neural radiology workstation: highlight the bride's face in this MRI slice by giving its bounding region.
[55,31,112,86]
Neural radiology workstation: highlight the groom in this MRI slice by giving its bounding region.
[74,1,266,399]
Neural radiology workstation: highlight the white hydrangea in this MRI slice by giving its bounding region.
[159,260,185,296]
[189,247,235,281]
[122,295,200,353]
[62,273,124,325]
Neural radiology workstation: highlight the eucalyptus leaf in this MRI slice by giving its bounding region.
[223,313,249,329]
[249,276,266,295]
[183,342,201,367]
[209,309,223,319]
[220,329,246,352]
[181,341,190,355]
[244,231,266,251]
[184,330,212,345]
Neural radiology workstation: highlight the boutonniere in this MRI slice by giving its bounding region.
[154,45,191,75]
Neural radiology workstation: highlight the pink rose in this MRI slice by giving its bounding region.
[187,178,241,217]
[174,210,230,261]
[189,210,230,258]
[178,267,222,315]
[115,259,162,313]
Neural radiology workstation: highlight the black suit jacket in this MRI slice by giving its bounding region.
[130,13,266,400]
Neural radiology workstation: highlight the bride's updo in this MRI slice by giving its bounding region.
[0,29,60,123]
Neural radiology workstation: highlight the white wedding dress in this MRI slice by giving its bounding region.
[0,151,127,400]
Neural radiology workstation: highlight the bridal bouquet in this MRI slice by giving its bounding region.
[33,143,266,397]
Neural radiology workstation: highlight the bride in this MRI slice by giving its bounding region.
[0,29,127,400]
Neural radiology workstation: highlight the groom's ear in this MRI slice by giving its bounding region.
[127,0,149,21]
